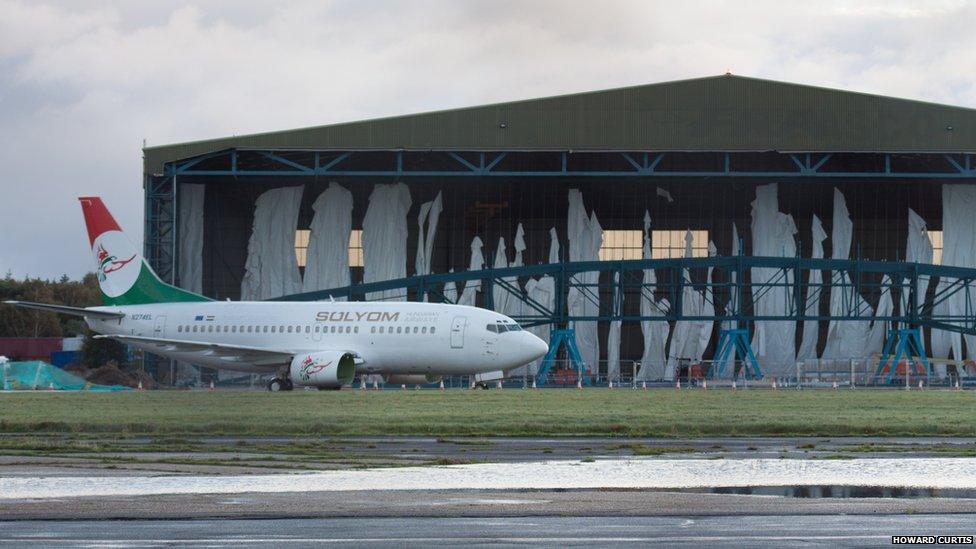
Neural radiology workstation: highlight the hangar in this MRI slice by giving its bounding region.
[142,74,976,384]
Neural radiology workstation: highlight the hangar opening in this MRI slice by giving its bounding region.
[143,74,976,385]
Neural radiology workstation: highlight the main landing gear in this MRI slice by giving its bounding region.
[267,377,294,391]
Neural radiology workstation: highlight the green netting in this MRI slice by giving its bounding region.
[0,361,130,391]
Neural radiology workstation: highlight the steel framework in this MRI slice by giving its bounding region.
[145,148,976,287]
[273,255,976,338]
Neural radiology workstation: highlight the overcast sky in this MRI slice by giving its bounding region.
[2,0,975,279]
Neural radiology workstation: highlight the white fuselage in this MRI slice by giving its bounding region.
[85,300,547,376]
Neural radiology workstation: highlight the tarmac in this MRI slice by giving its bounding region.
[2,436,975,547]
[1,515,974,548]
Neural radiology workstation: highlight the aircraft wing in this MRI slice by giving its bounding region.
[3,300,125,320]
[94,334,295,368]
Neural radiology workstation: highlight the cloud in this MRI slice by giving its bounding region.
[1,0,975,278]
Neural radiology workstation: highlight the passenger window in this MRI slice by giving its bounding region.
[388,326,393,333]
[232,326,237,333]
[396,326,401,334]
[305,326,310,334]
[286,326,292,333]
[430,327,436,335]
[421,326,427,334]
[371,326,376,334]
[345,326,351,334]
[177,325,182,333]
[379,326,384,334]
[315,326,320,333]
[354,326,359,334]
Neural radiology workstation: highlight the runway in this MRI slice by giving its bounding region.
[2,515,974,548]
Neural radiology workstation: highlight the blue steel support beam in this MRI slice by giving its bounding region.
[171,149,976,178]
[269,255,976,337]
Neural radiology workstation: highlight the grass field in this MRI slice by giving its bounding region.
[0,389,974,437]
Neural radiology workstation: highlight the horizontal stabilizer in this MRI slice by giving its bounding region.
[3,301,125,320]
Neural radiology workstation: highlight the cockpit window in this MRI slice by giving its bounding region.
[487,322,523,333]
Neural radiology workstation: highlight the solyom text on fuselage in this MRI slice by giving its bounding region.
[315,311,400,323]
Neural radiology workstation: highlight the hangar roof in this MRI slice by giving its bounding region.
[144,74,976,174]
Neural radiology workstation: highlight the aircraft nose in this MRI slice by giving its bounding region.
[523,332,549,361]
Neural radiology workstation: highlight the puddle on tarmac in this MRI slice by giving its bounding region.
[5,458,976,499]
[686,486,976,499]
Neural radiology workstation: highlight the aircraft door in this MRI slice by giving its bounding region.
[153,315,166,337]
[450,316,466,349]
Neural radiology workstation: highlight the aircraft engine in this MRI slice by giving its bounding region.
[383,374,442,386]
[290,351,356,389]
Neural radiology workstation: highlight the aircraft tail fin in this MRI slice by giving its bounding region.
[78,197,210,305]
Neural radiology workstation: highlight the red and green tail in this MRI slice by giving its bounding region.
[79,197,210,306]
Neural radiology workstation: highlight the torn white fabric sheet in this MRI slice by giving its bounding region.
[363,183,412,300]
[523,228,560,376]
[905,208,936,356]
[797,215,826,361]
[414,192,442,278]
[607,271,622,381]
[749,183,797,376]
[492,237,510,314]
[941,185,976,363]
[666,231,700,380]
[302,182,353,296]
[178,183,205,295]
[566,190,602,377]
[241,186,304,300]
[502,224,527,321]
[638,212,669,380]
[822,188,872,361]
[866,275,894,356]
[458,236,484,307]
[696,241,717,361]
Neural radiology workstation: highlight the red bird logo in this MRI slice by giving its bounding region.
[96,243,136,275]
[301,356,332,375]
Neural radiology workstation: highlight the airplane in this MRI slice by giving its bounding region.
[4,197,548,391]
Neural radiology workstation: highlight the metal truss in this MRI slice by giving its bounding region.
[164,149,976,179]
[272,256,976,337]
[144,173,176,284]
